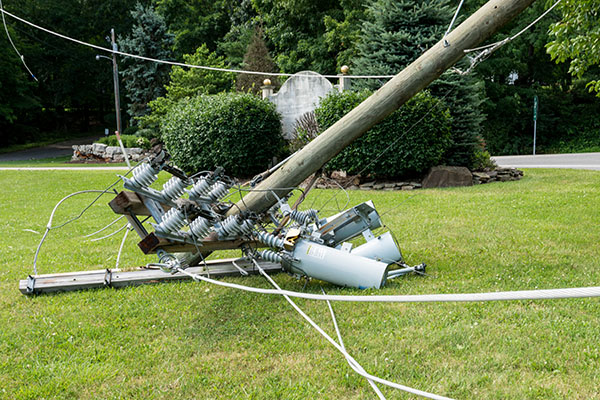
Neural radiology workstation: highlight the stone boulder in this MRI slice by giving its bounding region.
[422,166,473,189]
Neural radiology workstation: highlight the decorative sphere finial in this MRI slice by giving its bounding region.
[263,78,272,86]
[340,65,349,75]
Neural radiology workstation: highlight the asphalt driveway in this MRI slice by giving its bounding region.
[493,152,600,171]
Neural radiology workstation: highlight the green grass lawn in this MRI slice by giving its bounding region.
[1,168,599,399]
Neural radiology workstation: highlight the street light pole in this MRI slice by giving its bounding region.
[97,29,130,168]
[110,29,122,141]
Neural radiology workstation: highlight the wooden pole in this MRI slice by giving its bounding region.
[228,0,537,216]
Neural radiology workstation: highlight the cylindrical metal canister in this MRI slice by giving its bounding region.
[351,232,402,264]
[285,239,389,289]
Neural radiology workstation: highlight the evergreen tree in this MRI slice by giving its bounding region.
[236,27,279,94]
[119,3,174,123]
[353,0,486,168]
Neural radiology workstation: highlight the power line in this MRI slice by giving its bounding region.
[0,7,394,80]
[0,0,37,80]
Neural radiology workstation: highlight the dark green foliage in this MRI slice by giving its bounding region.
[251,0,351,74]
[155,0,234,57]
[476,1,600,155]
[0,25,39,145]
[138,44,234,139]
[161,93,284,176]
[236,27,279,94]
[354,0,451,80]
[353,0,485,167]
[314,90,452,178]
[119,3,174,122]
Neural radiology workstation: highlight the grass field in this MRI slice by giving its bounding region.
[1,168,599,399]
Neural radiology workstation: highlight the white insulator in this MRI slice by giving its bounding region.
[217,215,241,237]
[208,181,229,202]
[162,176,186,201]
[289,209,319,225]
[189,216,212,238]
[259,250,283,263]
[155,208,186,234]
[257,231,285,249]
[130,163,158,189]
[187,177,211,198]
[238,220,255,236]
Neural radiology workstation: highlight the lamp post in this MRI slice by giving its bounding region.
[96,28,130,168]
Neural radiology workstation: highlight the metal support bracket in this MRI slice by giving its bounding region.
[26,275,36,294]
[104,269,113,287]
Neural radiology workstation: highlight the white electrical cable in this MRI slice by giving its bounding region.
[90,223,128,242]
[464,0,562,53]
[83,215,125,238]
[247,260,452,400]
[33,189,114,275]
[442,0,465,46]
[173,267,600,304]
[115,224,130,269]
[322,287,386,400]
[0,0,37,80]
[0,7,394,80]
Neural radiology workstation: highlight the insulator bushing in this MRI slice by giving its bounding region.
[187,176,211,198]
[155,208,186,234]
[216,216,255,238]
[162,176,186,201]
[208,181,229,202]
[257,231,285,249]
[259,250,283,263]
[130,163,158,189]
[289,209,319,225]
[189,216,212,238]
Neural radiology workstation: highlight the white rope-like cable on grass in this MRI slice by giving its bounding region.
[173,266,600,303]
[33,190,114,275]
[83,215,124,238]
[115,224,130,269]
[247,260,451,400]
[322,287,386,400]
[89,223,128,242]
[0,8,394,80]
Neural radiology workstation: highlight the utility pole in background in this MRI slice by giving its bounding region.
[97,29,130,168]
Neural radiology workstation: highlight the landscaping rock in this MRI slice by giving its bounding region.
[401,185,414,190]
[422,166,473,189]
[92,143,107,155]
[373,183,385,190]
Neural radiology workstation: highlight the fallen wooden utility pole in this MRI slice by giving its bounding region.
[229,0,537,217]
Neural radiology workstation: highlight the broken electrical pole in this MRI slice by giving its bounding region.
[229,0,537,216]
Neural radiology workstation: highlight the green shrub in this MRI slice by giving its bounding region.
[314,90,453,178]
[161,93,285,176]
[97,134,150,149]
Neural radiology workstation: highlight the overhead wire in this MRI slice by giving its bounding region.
[456,0,562,75]
[0,0,37,80]
[0,7,393,80]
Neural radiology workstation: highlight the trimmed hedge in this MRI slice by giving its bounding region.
[161,93,284,176]
[315,90,453,178]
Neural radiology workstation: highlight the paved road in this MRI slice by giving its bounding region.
[493,152,600,171]
[0,135,101,162]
